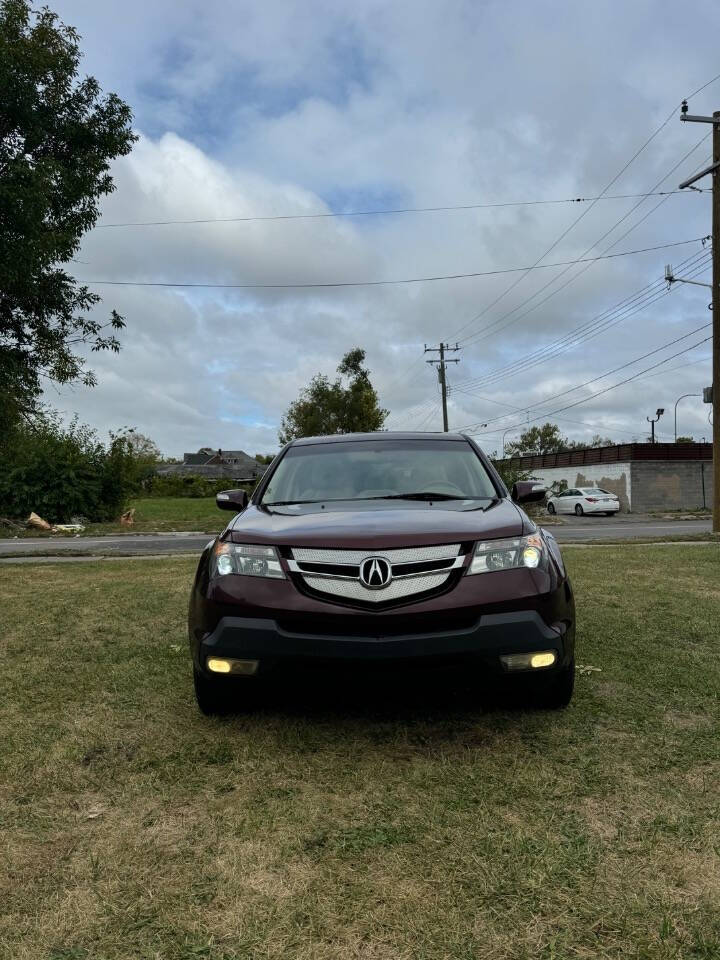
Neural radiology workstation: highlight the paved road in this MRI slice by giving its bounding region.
[549,515,712,542]
[0,516,713,559]
[0,532,214,557]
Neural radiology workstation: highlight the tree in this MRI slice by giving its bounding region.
[676,436,694,444]
[505,423,568,457]
[254,453,276,465]
[504,424,617,457]
[0,0,137,425]
[279,348,388,444]
[566,434,615,450]
[0,411,140,521]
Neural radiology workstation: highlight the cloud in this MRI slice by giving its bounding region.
[46,0,720,456]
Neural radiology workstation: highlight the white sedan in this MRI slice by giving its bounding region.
[546,487,620,517]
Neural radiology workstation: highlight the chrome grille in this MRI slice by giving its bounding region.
[291,544,460,565]
[288,543,463,605]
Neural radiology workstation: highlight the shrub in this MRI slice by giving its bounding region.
[0,413,141,522]
[144,474,258,499]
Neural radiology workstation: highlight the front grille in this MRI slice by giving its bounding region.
[288,543,466,609]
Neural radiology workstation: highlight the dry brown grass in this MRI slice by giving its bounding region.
[1,546,719,958]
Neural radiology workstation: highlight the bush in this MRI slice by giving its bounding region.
[491,458,530,492]
[0,413,141,522]
[144,474,257,499]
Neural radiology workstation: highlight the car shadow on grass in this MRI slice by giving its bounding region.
[205,663,567,730]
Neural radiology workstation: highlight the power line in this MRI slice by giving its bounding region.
[453,250,712,393]
[456,322,712,433]
[441,69,720,348]
[458,139,712,349]
[358,72,720,403]
[93,190,698,228]
[77,236,709,291]
[464,336,712,440]
[444,113,691,345]
[454,253,709,393]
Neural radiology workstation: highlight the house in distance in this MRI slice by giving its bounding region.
[157,447,267,483]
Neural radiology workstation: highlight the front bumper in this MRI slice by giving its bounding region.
[196,609,574,678]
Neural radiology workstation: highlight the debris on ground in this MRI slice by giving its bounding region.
[0,517,26,530]
[26,512,52,530]
[120,508,136,526]
[54,523,85,533]
[576,664,602,676]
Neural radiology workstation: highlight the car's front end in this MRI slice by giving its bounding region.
[188,433,576,713]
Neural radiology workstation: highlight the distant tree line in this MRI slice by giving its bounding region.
[502,423,615,458]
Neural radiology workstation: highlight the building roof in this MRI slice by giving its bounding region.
[182,448,261,467]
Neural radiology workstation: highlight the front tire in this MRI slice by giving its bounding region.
[547,502,556,515]
[574,504,584,516]
[193,668,238,716]
[530,659,575,709]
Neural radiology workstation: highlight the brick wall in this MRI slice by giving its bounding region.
[630,461,713,512]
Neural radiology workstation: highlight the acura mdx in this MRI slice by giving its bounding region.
[188,432,576,713]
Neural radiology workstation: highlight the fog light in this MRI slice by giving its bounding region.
[530,651,556,669]
[207,657,232,673]
[206,657,259,676]
[500,650,557,672]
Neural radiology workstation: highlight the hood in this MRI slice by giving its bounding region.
[226,497,526,549]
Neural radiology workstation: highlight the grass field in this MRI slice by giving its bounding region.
[0,497,224,538]
[2,546,719,959]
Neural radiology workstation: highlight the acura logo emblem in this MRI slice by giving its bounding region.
[359,556,392,589]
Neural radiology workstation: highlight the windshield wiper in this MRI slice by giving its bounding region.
[263,499,324,506]
[362,491,468,501]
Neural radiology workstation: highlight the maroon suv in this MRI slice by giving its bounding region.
[188,432,575,713]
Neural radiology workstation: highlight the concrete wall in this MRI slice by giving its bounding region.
[527,459,712,512]
[630,461,713,512]
[528,463,632,512]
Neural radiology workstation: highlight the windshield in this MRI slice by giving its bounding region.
[261,439,498,504]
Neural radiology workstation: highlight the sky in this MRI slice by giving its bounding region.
[46,0,720,457]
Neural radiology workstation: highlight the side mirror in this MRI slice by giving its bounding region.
[511,481,547,504]
[216,489,249,512]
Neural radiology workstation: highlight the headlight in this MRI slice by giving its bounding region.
[212,542,285,579]
[467,533,545,575]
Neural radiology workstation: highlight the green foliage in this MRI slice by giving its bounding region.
[491,458,529,492]
[279,348,388,444]
[144,474,257,499]
[505,423,568,457]
[0,0,137,420]
[0,413,155,521]
[505,424,616,458]
[566,434,615,450]
[676,436,694,444]
[253,453,276,465]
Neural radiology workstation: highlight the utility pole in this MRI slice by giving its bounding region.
[678,101,720,532]
[424,342,461,431]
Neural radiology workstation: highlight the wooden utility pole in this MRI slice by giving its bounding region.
[424,342,461,432]
[678,102,720,532]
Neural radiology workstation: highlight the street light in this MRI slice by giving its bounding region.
[647,407,665,444]
[674,393,701,442]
